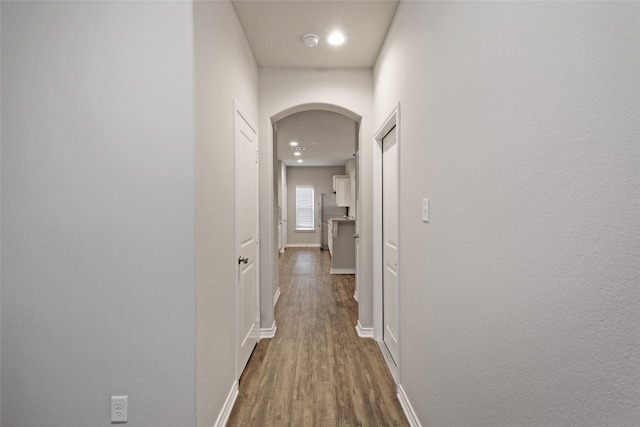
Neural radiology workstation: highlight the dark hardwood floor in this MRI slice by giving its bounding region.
[227,247,408,426]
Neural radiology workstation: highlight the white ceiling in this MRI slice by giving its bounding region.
[232,0,399,68]
[277,110,357,166]
[232,0,398,165]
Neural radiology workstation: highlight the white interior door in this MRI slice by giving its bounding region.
[235,102,259,379]
[382,125,399,366]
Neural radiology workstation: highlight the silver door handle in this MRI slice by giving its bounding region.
[354,234,359,239]
[238,255,249,265]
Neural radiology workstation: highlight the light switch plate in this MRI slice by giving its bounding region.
[422,199,430,222]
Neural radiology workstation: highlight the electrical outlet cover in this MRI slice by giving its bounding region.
[111,396,128,423]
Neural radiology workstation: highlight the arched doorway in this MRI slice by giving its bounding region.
[274,108,359,274]
[269,103,362,322]
[254,68,376,345]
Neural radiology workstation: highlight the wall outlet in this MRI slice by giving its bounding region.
[111,396,128,423]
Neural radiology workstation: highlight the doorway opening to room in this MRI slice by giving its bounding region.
[275,109,360,300]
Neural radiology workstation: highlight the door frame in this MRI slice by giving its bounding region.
[234,99,260,381]
[280,162,287,253]
[373,102,401,383]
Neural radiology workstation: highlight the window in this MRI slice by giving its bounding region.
[295,186,315,231]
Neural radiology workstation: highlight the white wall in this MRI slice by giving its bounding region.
[286,166,346,246]
[374,1,639,426]
[258,68,374,330]
[1,1,196,425]
[194,1,258,426]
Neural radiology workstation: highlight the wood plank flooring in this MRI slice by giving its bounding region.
[227,248,408,426]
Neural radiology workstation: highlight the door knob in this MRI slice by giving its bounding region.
[238,255,249,265]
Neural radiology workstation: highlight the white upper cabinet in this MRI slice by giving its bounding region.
[332,174,349,192]
[335,177,351,207]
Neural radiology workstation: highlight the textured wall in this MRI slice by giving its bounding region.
[374,1,639,425]
[194,1,258,426]
[1,1,196,425]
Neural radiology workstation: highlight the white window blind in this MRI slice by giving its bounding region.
[295,186,315,231]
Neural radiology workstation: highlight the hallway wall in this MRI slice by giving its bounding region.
[194,1,258,426]
[1,1,197,425]
[374,1,639,426]
[258,68,374,330]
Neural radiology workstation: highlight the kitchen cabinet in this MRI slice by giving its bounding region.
[335,177,351,207]
[332,174,349,192]
[345,159,356,219]
[328,219,355,274]
[328,219,338,255]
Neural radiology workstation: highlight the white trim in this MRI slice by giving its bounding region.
[259,320,277,339]
[273,287,281,307]
[372,123,383,340]
[397,384,422,427]
[373,102,401,382]
[330,268,355,275]
[355,321,374,338]
[212,381,239,427]
[285,243,321,248]
[280,163,288,253]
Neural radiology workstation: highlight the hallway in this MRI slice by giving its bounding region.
[227,248,408,426]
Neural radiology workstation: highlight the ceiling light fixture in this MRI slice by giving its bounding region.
[294,152,301,156]
[327,32,345,46]
[290,141,298,146]
[297,159,304,163]
[303,34,319,48]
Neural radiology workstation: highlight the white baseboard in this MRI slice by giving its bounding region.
[330,268,356,274]
[397,384,422,427]
[273,287,281,307]
[286,243,321,248]
[259,320,277,339]
[355,321,374,338]
[213,381,239,427]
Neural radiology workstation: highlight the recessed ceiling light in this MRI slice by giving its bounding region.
[297,159,303,163]
[328,32,345,46]
[290,141,298,146]
[294,152,301,156]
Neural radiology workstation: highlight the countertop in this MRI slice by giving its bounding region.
[329,218,355,222]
